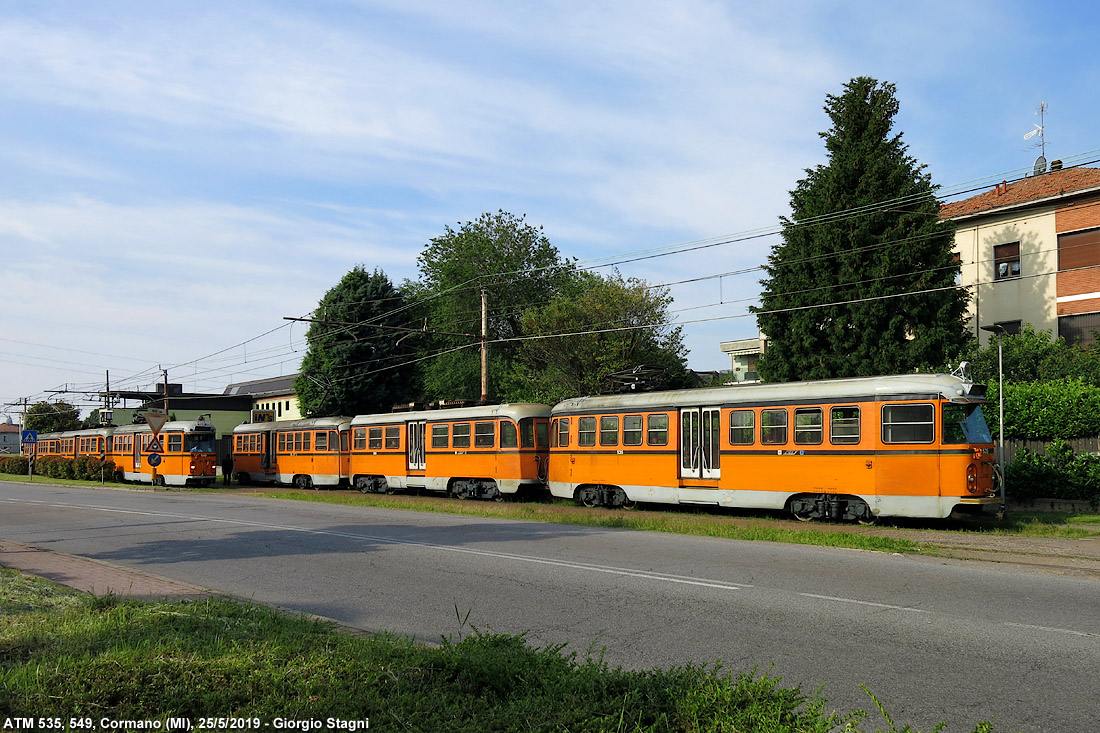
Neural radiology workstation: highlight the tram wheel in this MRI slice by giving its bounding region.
[295,475,313,490]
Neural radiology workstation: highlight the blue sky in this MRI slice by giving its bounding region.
[2,0,1098,417]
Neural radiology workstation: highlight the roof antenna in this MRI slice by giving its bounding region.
[1024,101,1047,175]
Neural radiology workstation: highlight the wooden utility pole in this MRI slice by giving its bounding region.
[480,287,489,404]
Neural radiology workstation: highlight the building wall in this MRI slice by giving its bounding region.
[954,206,1058,346]
[254,395,301,420]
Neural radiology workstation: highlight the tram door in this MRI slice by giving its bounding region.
[680,407,721,480]
[406,421,426,471]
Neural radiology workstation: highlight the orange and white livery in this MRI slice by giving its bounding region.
[349,403,550,499]
[548,374,998,521]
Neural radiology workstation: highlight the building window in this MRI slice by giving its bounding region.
[1058,312,1100,348]
[1058,227,1100,271]
[994,242,1021,280]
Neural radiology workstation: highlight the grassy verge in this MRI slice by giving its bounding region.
[0,568,992,732]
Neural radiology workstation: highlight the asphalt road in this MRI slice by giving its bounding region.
[1,482,1097,733]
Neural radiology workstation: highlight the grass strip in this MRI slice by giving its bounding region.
[0,569,992,732]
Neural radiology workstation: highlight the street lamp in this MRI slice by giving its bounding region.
[979,324,1007,517]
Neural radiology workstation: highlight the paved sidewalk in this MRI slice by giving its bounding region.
[0,539,211,601]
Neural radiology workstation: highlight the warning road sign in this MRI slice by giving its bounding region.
[146,435,164,453]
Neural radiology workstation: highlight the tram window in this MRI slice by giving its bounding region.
[623,415,643,446]
[882,404,934,444]
[536,420,548,448]
[316,432,328,451]
[277,433,286,452]
[453,423,471,448]
[353,428,367,450]
[502,421,518,448]
[794,408,823,445]
[385,426,400,449]
[830,406,860,444]
[729,410,754,445]
[578,417,597,447]
[554,418,569,448]
[432,424,449,448]
[368,427,383,450]
[168,434,183,452]
[475,422,495,447]
[761,409,788,445]
[647,414,669,446]
[943,403,993,445]
[600,416,619,446]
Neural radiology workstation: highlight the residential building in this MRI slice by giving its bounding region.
[224,375,302,420]
[941,165,1100,346]
[719,336,766,383]
[0,419,21,454]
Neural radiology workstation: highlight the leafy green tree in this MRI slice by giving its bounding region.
[413,210,575,402]
[502,271,692,404]
[753,77,969,382]
[24,401,81,433]
[295,267,419,417]
[955,324,1100,386]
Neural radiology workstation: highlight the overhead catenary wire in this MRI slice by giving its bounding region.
[8,154,1100,410]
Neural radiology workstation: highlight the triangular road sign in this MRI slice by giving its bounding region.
[146,435,164,453]
[144,410,168,434]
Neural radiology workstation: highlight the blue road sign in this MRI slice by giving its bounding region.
[21,430,38,444]
[147,453,162,467]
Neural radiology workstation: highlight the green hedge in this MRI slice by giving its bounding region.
[987,378,1100,440]
[0,456,30,475]
[1006,440,1100,504]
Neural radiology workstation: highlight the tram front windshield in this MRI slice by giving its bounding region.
[186,433,217,453]
[943,403,994,444]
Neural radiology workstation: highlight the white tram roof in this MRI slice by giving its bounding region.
[552,374,985,414]
[113,419,216,435]
[233,416,351,434]
[351,403,550,427]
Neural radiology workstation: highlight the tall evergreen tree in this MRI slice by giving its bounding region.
[295,267,418,417]
[753,77,968,382]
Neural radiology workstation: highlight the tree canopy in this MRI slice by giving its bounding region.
[502,271,691,404]
[753,77,969,382]
[412,210,575,402]
[295,266,419,417]
[24,401,81,433]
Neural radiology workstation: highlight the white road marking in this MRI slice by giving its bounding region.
[2,497,752,592]
[1005,622,1100,638]
[799,592,927,613]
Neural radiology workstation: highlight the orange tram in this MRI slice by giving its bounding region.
[547,373,999,521]
[230,404,551,499]
[28,419,218,487]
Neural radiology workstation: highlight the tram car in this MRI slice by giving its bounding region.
[29,419,218,487]
[547,374,998,521]
[348,403,550,499]
[109,419,218,486]
[232,417,351,489]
